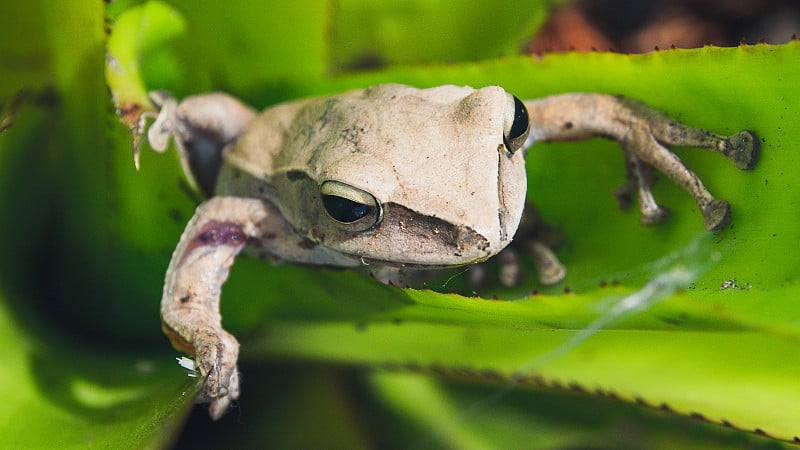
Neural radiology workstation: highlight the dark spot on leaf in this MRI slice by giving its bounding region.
[479,369,504,381]
[430,364,447,376]
[381,361,400,371]
[405,362,422,372]
[568,382,587,393]
[659,316,683,326]
[169,209,183,223]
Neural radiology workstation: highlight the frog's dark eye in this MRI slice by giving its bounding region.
[320,180,382,232]
[502,94,530,153]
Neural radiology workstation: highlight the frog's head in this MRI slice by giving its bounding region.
[275,84,529,268]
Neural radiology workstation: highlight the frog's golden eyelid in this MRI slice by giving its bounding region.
[319,180,383,232]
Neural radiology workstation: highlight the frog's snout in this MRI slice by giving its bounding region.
[493,145,528,253]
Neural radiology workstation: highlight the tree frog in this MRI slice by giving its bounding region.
[146,84,757,419]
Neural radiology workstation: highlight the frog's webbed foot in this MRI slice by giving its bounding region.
[525,94,759,231]
[161,196,269,420]
[147,91,256,196]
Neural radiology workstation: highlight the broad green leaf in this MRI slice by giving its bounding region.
[5,0,800,447]
[0,293,199,449]
[102,7,800,443]
[330,0,566,69]
[139,0,331,98]
[227,43,800,444]
[106,1,187,115]
[0,2,199,448]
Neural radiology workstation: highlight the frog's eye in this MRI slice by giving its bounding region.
[320,180,382,232]
[503,94,530,153]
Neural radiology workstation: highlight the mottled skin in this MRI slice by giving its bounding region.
[147,85,757,419]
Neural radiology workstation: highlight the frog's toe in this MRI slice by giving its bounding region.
[531,242,566,286]
[194,329,241,420]
[612,180,636,211]
[640,206,670,227]
[725,130,759,170]
[702,199,731,231]
[207,368,239,420]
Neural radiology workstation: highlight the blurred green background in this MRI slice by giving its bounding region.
[1,1,799,448]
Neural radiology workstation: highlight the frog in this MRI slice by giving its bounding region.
[145,84,758,419]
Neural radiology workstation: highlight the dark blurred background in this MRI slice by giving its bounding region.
[530,0,799,53]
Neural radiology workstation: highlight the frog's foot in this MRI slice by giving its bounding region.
[146,90,178,153]
[162,318,241,419]
[489,206,565,287]
[146,91,256,196]
[612,179,636,211]
[466,242,564,288]
[721,130,759,170]
[701,199,731,232]
[633,180,670,226]
[530,241,566,285]
[193,328,241,420]
[614,153,670,226]
[639,201,670,227]
[622,121,753,231]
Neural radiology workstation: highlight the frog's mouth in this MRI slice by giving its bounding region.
[327,202,499,268]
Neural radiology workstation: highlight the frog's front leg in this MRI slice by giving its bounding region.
[148,91,256,196]
[161,196,268,420]
[525,94,758,230]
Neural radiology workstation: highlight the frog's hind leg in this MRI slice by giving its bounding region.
[525,94,759,231]
[625,121,761,231]
[148,91,256,196]
[621,97,759,171]
[614,97,759,230]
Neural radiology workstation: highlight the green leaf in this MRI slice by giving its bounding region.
[106,1,187,115]
[0,2,199,448]
[330,0,566,69]
[230,43,800,444]
[0,296,199,449]
[142,0,332,98]
[5,0,800,447]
